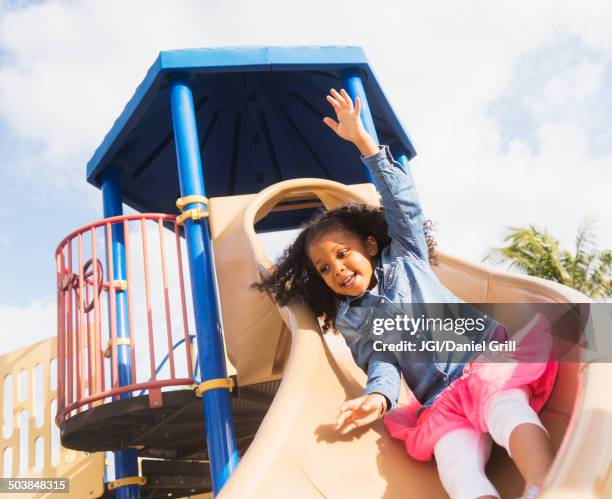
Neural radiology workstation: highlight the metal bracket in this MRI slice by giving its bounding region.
[111,279,128,291]
[195,377,235,397]
[176,208,209,226]
[107,476,147,490]
[176,195,209,211]
[103,338,132,358]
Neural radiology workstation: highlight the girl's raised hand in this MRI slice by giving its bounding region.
[334,393,387,435]
[323,89,379,156]
[323,88,366,144]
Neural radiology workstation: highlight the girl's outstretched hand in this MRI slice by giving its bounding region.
[323,88,378,156]
[323,88,363,142]
[334,393,387,435]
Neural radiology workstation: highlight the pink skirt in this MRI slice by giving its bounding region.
[383,313,559,462]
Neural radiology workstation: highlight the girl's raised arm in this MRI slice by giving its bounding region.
[323,89,429,261]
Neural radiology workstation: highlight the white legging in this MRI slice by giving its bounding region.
[433,388,548,499]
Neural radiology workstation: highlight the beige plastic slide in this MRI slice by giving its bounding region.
[209,179,612,499]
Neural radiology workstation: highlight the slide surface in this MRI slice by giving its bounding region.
[218,302,449,499]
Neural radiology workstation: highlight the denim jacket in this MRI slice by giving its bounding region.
[334,146,505,412]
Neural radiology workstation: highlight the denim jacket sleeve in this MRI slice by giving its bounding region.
[361,145,429,261]
[364,352,401,410]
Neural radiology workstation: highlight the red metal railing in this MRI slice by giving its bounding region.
[55,214,195,424]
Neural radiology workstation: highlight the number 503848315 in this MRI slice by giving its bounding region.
[0,478,69,493]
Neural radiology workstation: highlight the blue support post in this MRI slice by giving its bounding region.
[342,69,379,182]
[169,75,239,495]
[101,170,140,499]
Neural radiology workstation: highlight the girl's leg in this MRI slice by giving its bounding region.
[486,388,555,493]
[433,428,500,499]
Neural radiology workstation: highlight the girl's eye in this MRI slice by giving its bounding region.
[319,265,329,274]
[338,249,349,258]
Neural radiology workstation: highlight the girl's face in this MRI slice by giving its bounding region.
[307,229,378,297]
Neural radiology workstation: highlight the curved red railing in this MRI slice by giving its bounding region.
[55,214,195,424]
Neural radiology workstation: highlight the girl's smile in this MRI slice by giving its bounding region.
[307,229,378,297]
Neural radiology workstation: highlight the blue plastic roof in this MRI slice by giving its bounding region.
[86,46,416,224]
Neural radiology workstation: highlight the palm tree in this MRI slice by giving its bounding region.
[485,220,612,300]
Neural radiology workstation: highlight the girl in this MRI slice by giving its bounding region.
[255,88,558,499]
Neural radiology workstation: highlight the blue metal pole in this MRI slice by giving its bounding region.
[101,170,140,499]
[169,74,239,495]
[101,170,132,389]
[342,69,379,183]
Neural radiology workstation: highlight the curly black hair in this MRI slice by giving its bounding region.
[252,203,437,332]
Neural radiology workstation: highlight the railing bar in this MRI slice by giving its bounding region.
[66,241,74,408]
[71,283,79,412]
[141,219,157,381]
[123,220,137,385]
[105,222,119,399]
[56,213,177,257]
[175,222,193,377]
[84,233,93,402]
[76,233,85,408]
[158,218,176,379]
[91,226,103,397]
[58,377,195,417]
[85,283,93,405]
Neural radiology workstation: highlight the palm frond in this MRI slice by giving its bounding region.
[488,221,611,299]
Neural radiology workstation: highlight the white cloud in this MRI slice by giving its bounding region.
[0,299,55,354]
[0,0,610,263]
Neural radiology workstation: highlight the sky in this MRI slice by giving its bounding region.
[0,0,611,354]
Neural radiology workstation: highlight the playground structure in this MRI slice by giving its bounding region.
[1,46,610,498]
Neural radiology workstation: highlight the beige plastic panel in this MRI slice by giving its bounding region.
[433,252,491,303]
[0,337,104,498]
[539,361,612,499]
[210,179,610,498]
